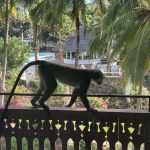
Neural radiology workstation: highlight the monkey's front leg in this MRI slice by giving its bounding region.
[80,94,98,112]
[66,88,80,107]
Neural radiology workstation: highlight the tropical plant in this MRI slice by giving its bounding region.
[89,0,150,88]
[0,37,31,70]
[0,19,31,38]
[0,0,17,105]
[22,0,41,62]
[30,0,88,68]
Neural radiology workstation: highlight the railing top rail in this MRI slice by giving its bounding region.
[0,106,149,113]
[0,92,150,98]
[1,93,150,112]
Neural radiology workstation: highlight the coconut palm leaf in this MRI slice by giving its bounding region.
[89,0,150,85]
[122,20,150,85]
[139,0,150,8]
[30,1,48,24]
[109,10,140,60]
[89,0,138,56]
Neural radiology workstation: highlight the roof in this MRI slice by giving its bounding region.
[63,25,93,52]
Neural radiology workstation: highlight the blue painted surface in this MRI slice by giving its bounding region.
[25,53,55,64]
[86,0,92,3]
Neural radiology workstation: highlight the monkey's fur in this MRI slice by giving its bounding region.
[0,60,103,123]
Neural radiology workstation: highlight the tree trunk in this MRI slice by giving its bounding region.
[74,13,80,68]
[32,24,39,75]
[57,32,63,60]
[137,80,143,109]
[106,47,112,75]
[0,0,10,106]
[33,25,39,60]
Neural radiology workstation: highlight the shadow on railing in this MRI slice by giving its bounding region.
[0,94,150,150]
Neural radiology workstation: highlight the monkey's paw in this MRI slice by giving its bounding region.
[88,108,98,112]
[32,104,41,108]
[65,104,72,107]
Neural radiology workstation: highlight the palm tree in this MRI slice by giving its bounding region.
[13,1,40,73]
[0,0,15,106]
[90,0,150,87]
[0,0,34,106]
[30,0,87,68]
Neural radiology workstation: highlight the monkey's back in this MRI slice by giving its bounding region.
[40,62,91,88]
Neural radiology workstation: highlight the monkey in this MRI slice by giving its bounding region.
[0,60,103,123]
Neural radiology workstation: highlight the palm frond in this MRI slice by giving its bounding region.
[89,0,138,57]
[30,0,48,24]
[89,25,110,56]
[122,20,150,85]
[110,14,139,61]
[90,0,150,85]
[139,0,150,8]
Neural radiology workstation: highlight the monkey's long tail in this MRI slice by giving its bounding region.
[0,60,45,126]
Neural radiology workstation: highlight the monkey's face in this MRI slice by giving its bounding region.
[92,70,104,85]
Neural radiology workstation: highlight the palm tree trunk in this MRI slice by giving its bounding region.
[32,24,39,75]
[74,12,80,68]
[0,0,10,106]
[137,80,143,109]
[33,25,39,60]
[57,31,63,60]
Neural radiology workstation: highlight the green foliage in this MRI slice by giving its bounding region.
[11,137,17,150]
[0,19,31,38]
[121,21,150,85]
[89,97,108,109]
[11,138,50,150]
[89,0,150,85]
[6,75,33,107]
[29,0,87,40]
[79,140,86,150]
[28,80,39,91]
[28,80,64,94]
[22,137,28,150]
[130,85,150,95]
[55,82,64,94]
[129,85,150,109]
[0,37,31,70]
[6,68,24,88]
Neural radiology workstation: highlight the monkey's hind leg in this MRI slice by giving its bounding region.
[31,81,44,108]
[31,87,43,108]
[66,88,80,107]
[39,76,57,117]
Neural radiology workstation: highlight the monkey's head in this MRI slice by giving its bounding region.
[92,69,104,85]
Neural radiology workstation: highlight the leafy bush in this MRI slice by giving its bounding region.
[130,86,150,109]
[6,84,33,107]
[9,97,31,106]
[0,37,31,70]
[55,82,64,94]
[89,97,108,109]
[0,37,31,93]
[28,80,39,91]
